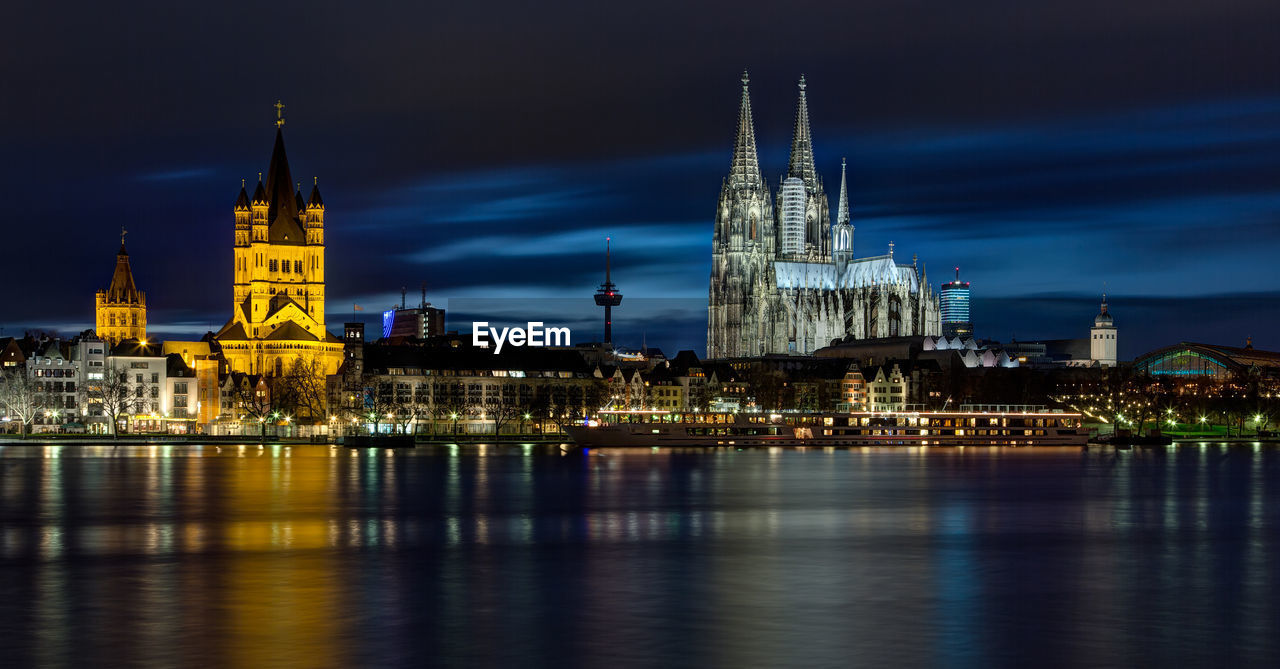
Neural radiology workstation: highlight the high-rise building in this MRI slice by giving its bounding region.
[707,73,939,358]
[215,104,344,377]
[381,285,446,339]
[95,232,147,346]
[940,268,972,339]
[1090,294,1117,367]
[381,306,446,339]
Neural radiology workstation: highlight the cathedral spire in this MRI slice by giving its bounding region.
[836,157,849,225]
[727,70,763,188]
[787,75,818,185]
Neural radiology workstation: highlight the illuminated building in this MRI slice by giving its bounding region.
[381,286,447,339]
[707,73,940,357]
[95,231,147,346]
[940,268,972,339]
[1133,339,1280,382]
[1090,294,1117,367]
[215,103,343,378]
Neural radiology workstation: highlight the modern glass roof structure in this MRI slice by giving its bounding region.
[1132,341,1280,381]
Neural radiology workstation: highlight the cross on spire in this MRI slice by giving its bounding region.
[120,226,128,248]
[274,100,286,127]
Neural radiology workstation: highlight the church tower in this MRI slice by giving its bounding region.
[708,71,777,359]
[832,157,854,270]
[95,232,147,346]
[776,76,831,261]
[1090,294,1117,367]
[217,102,343,378]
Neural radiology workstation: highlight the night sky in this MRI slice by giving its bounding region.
[4,1,1278,359]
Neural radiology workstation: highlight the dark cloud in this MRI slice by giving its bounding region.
[1,1,1278,356]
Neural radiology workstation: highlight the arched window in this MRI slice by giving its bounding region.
[889,296,902,338]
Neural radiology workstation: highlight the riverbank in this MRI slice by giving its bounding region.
[0,434,572,446]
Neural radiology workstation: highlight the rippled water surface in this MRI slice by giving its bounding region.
[1,443,1278,667]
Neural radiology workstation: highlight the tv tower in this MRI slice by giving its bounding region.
[593,237,623,344]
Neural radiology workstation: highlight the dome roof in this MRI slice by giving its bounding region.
[1094,295,1114,327]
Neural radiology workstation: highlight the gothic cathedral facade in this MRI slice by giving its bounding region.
[215,116,343,377]
[707,73,940,358]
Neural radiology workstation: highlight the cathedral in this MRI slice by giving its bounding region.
[215,107,344,377]
[707,73,941,358]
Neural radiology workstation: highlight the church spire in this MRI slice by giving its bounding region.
[787,75,818,185]
[836,157,849,225]
[265,124,297,224]
[727,70,763,189]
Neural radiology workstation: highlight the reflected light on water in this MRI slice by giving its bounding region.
[0,443,1276,666]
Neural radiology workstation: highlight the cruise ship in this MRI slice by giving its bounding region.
[565,406,1087,448]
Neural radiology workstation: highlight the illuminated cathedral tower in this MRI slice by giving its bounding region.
[707,73,940,358]
[95,229,147,346]
[216,103,343,377]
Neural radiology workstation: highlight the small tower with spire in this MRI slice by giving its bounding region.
[594,238,623,345]
[1090,293,1117,367]
[95,230,148,346]
[832,157,854,270]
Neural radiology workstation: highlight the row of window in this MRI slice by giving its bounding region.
[107,313,141,326]
[34,382,76,393]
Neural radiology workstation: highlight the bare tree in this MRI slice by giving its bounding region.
[405,382,433,435]
[85,364,137,437]
[0,368,51,438]
[482,387,522,435]
[276,354,327,423]
[433,380,474,435]
[234,374,276,437]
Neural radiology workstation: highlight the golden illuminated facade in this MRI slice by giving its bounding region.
[95,238,147,346]
[216,108,343,377]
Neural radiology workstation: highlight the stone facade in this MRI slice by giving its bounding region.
[215,115,343,378]
[707,73,940,358]
[95,244,146,346]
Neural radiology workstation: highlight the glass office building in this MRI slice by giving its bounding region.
[940,268,972,339]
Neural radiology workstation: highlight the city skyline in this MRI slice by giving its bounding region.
[4,2,1279,358]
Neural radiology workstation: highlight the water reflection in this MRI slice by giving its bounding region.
[0,444,1277,666]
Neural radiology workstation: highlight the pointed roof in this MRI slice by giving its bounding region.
[264,320,319,342]
[787,75,818,186]
[251,176,267,205]
[294,184,306,212]
[727,70,763,189]
[105,245,143,304]
[836,157,850,225]
[235,181,251,210]
[308,178,323,207]
[265,127,298,223]
[261,127,306,244]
